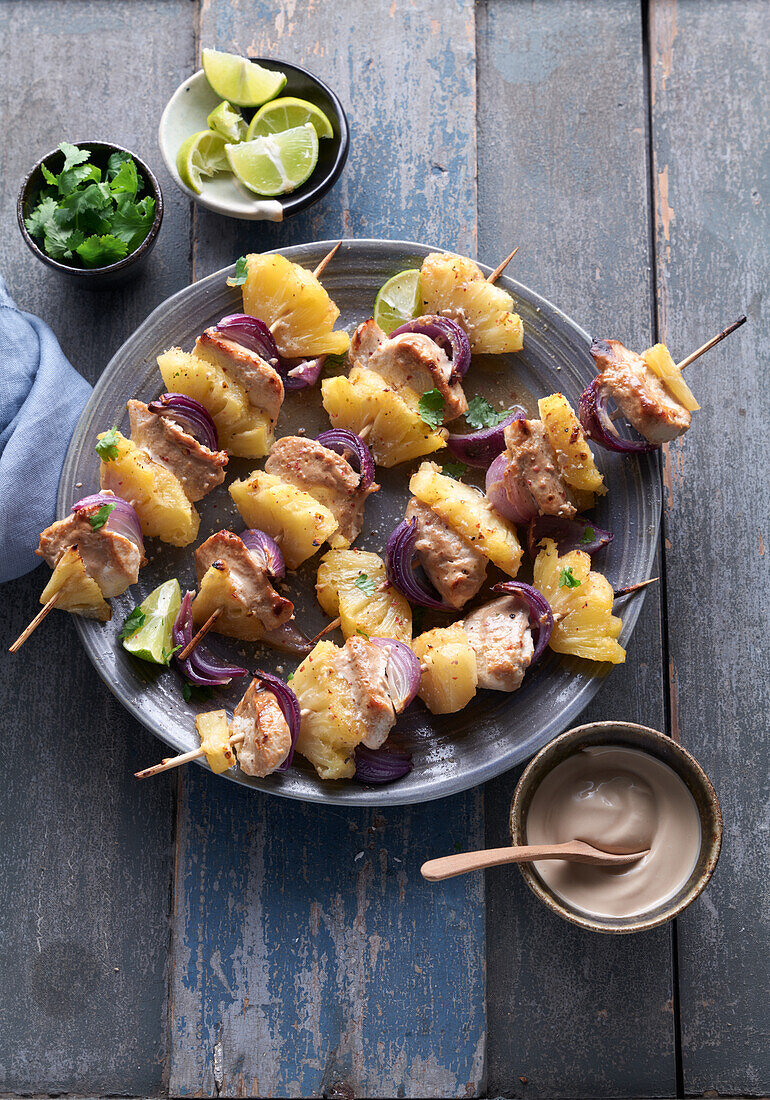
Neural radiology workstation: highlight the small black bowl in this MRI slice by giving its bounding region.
[18,141,164,288]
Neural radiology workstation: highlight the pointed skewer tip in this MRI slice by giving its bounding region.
[312,240,342,279]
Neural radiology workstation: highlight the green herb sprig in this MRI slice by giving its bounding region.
[465,395,514,430]
[418,388,445,429]
[559,567,581,589]
[227,255,249,286]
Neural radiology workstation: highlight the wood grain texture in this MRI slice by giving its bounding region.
[649,0,770,1093]
[170,2,485,1097]
[476,2,675,1096]
[0,1,195,1093]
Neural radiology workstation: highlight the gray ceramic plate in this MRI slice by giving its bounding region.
[60,239,661,806]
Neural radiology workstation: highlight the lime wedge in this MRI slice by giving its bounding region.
[202,48,286,108]
[176,130,229,194]
[207,100,248,143]
[226,123,319,196]
[374,269,422,335]
[122,579,181,665]
[247,96,333,141]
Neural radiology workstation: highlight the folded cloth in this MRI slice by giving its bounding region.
[0,278,92,583]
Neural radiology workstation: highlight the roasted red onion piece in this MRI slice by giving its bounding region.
[355,744,413,785]
[485,454,537,525]
[491,580,554,664]
[527,516,613,558]
[371,637,421,712]
[214,313,281,367]
[447,407,526,468]
[172,591,248,687]
[282,355,326,392]
[578,377,657,453]
[72,492,144,552]
[253,669,301,772]
[385,518,452,611]
[240,528,285,579]
[391,315,472,379]
[147,392,219,451]
[316,428,376,489]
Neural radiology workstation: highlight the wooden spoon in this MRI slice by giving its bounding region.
[421,841,648,882]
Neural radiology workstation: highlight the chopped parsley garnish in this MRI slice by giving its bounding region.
[559,567,581,589]
[24,143,155,267]
[88,502,116,530]
[441,459,468,480]
[465,395,513,430]
[226,255,249,286]
[287,672,294,682]
[354,573,376,597]
[580,526,596,544]
[356,628,371,640]
[119,607,145,640]
[418,388,445,429]
[95,426,120,461]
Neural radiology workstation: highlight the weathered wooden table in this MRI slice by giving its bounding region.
[1,1,767,1096]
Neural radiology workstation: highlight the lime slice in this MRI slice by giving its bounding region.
[122,579,182,665]
[202,48,286,108]
[374,269,422,335]
[176,130,229,194]
[226,123,319,196]
[247,96,333,141]
[207,100,248,143]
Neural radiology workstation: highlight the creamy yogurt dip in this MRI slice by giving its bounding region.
[526,745,701,919]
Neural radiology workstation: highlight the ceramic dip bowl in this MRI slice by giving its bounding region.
[510,721,722,933]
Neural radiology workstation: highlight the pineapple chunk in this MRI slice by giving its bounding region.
[230,470,337,570]
[322,366,447,467]
[292,640,363,779]
[196,710,236,774]
[316,549,412,643]
[538,392,605,496]
[158,347,272,458]
[192,563,265,640]
[242,252,350,358]
[412,624,478,714]
[99,430,199,547]
[533,539,625,664]
[40,547,111,620]
[643,343,700,412]
[410,461,523,576]
[420,251,523,354]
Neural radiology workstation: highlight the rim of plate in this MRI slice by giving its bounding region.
[60,238,661,806]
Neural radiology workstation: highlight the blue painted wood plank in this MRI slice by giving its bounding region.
[170,1,484,1096]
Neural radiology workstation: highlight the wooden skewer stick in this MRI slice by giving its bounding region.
[9,591,61,653]
[177,608,221,661]
[312,240,342,279]
[486,246,519,284]
[677,314,747,370]
[311,616,341,642]
[134,732,246,780]
[614,577,660,599]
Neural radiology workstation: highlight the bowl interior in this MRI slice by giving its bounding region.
[511,722,722,933]
[158,60,348,221]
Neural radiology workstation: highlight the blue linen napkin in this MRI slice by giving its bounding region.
[0,278,92,584]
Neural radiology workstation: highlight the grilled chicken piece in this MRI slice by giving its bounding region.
[462,595,534,692]
[231,678,292,777]
[127,399,227,502]
[405,498,486,609]
[265,435,378,545]
[196,329,285,426]
[350,318,468,423]
[592,339,691,444]
[37,493,142,598]
[195,530,293,632]
[334,635,396,749]
[503,418,577,518]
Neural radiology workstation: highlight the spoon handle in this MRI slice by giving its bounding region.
[420,843,639,881]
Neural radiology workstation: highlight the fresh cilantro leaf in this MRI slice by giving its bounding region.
[182,682,192,702]
[41,163,59,187]
[354,573,376,597]
[162,644,182,665]
[43,225,85,260]
[107,150,134,179]
[54,182,113,235]
[76,233,129,268]
[559,566,581,589]
[441,460,468,479]
[227,255,249,286]
[119,607,145,640]
[89,502,116,530]
[465,395,513,430]
[287,672,294,682]
[25,196,59,239]
[355,628,371,640]
[580,526,596,545]
[110,193,155,251]
[96,426,120,461]
[59,142,90,170]
[57,163,101,196]
[418,388,445,429]
[109,158,139,197]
